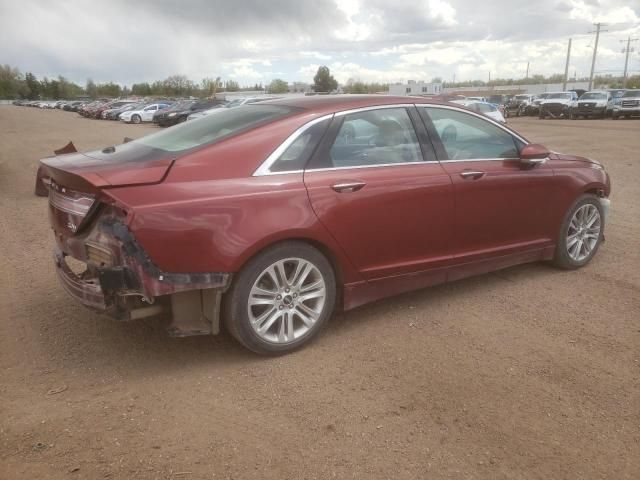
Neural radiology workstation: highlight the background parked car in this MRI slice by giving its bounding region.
[612,89,640,119]
[102,102,146,120]
[187,96,279,120]
[539,91,578,119]
[120,102,172,124]
[451,99,507,123]
[571,91,612,119]
[154,99,226,126]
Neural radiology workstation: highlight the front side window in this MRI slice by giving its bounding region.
[328,108,423,168]
[425,107,520,160]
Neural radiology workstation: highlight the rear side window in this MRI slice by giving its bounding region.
[135,105,293,153]
[425,107,519,160]
[269,119,330,172]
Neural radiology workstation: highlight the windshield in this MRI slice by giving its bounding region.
[515,95,529,100]
[547,93,571,99]
[134,104,294,152]
[580,92,606,100]
[622,90,640,98]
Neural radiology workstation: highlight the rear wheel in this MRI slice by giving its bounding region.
[131,114,141,124]
[223,242,336,355]
[553,195,604,270]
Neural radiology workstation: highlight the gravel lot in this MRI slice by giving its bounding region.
[1,106,639,480]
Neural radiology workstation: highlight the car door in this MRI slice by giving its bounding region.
[303,105,454,281]
[418,105,556,268]
[142,105,158,121]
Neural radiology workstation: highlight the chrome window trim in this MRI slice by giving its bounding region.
[333,103,417,117]
[252,114,334,176]
[253,102,530,176]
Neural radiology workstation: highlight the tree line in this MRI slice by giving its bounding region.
[4,63,634,100]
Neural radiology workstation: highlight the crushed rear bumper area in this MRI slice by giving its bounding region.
[53,213,232,336]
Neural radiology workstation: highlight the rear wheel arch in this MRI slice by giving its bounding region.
[234,237,344,289]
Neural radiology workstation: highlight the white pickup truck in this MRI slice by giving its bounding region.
[571,91,613,119]
[539,91,578,119]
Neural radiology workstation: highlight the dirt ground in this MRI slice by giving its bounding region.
[0,106,639,480]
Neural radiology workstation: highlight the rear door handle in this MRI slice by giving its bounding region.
[331,181,366,193]
[459,170,485,180]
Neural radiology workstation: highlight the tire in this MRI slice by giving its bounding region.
[539,112,545,119]
[177,116,187,124]
[552,194,604,270]
[612,113,618,120]
[132,114,141,124]
[223,241,336,355]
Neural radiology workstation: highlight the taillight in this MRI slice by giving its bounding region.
[49,186,94,217]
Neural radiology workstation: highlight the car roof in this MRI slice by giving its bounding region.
[259,94,446,115]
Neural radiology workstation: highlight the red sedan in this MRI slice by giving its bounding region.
[41,96,611,354]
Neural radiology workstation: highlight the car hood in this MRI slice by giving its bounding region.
[40,142,175,191]
[549,151,602,167]
[541,98,573,104]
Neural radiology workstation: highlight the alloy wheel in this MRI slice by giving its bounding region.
[566,204,601,262]
[247,257,326,344]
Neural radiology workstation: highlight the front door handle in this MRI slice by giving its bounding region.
[459,170,485,180]
[331,181,366,193]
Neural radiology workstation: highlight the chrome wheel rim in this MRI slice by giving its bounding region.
[567,204,601,261]
[248,258,326,344]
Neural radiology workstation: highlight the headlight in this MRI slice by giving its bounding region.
[168,112,177,117]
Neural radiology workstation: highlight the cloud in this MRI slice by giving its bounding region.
[0,0,638,86]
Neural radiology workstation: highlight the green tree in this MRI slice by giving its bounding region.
[0,65,25,99]
[312,66,338,93]
[201,77,222,97]
[86,78,97,99]
[131,82,152,96]
[268,79,289,94]
[25,72,40,99]
[224,79,239,92]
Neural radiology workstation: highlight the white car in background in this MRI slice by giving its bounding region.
[187,96,279,121]
[451,100,506,123]
[120,103,172,124]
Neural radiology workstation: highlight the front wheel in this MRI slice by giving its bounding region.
[553,195,604,270]
[131,114,141,124]
[223,242,336,355]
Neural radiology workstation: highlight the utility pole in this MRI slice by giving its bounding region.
[588,23,607,90]
[563,38,572,91]
[621,36,638,88]
[525,62,529,80]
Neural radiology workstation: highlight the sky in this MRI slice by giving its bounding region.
[1,0,639,87]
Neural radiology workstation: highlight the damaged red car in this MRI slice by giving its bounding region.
[40,96,611,354]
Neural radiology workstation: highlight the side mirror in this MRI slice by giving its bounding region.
[520,143,550,166]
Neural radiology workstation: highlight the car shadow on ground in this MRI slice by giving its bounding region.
[22,261,560,377]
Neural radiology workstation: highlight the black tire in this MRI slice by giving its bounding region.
[223,241,336,355]
[539,110,545,119]
[177,116,187,123]
[132,114,141,124]
[611,113,618,120]
[552,194,604,270]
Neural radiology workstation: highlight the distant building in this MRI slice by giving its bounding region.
[389,80,443,96]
